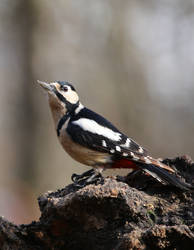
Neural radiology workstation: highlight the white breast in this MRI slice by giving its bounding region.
[59,130,112,167]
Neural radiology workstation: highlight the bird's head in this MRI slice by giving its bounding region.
[37,80,80,114]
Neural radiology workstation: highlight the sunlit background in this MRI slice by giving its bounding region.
[0,0,194,224]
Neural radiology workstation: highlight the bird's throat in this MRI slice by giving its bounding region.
[48,95,67,130]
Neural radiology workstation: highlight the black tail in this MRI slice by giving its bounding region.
[140,164,193,191]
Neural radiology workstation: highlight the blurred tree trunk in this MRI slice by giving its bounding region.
[10,0,37,184]
[106,1,150,141]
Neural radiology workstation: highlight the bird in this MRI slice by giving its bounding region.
[37,80,193,190]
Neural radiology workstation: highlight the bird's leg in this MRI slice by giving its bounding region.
[72,168,104,187]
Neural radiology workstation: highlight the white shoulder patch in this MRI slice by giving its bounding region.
[102,140,107,147]
[73,118,121,141]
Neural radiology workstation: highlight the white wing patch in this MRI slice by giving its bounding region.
[102,140,107,147]
[116,146,121,152]
[132,155,140,161]
[73,118,121,141]
[120,138,131,148]
[144,157,152,164]
[138,147,144,153]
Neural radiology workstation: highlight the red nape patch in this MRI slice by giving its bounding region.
[111,159,138,169]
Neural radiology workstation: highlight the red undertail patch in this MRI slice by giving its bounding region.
[111,159,138,169]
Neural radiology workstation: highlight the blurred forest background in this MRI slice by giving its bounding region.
[0,0,194,224]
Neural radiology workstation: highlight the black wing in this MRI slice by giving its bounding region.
[67,108,194,190]
[67,107,147,157]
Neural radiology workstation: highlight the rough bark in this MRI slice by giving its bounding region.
[0,156,194,250]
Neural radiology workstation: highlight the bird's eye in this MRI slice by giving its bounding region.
[60,86,68,92]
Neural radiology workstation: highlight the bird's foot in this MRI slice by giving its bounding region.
[71,169,104,187]
[71,169,95,182]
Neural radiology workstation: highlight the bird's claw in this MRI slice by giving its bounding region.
[71,169,95,182]
[71,169,104,187]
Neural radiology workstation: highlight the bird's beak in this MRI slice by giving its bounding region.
[37,80,53,92]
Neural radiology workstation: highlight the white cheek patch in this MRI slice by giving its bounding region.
[54,83,79,104]
[65,90,79,104]
[73,118,122,141]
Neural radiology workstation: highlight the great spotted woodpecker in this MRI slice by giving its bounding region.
[37,80,192,190]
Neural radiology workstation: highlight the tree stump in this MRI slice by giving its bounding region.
[0,156,194,250]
